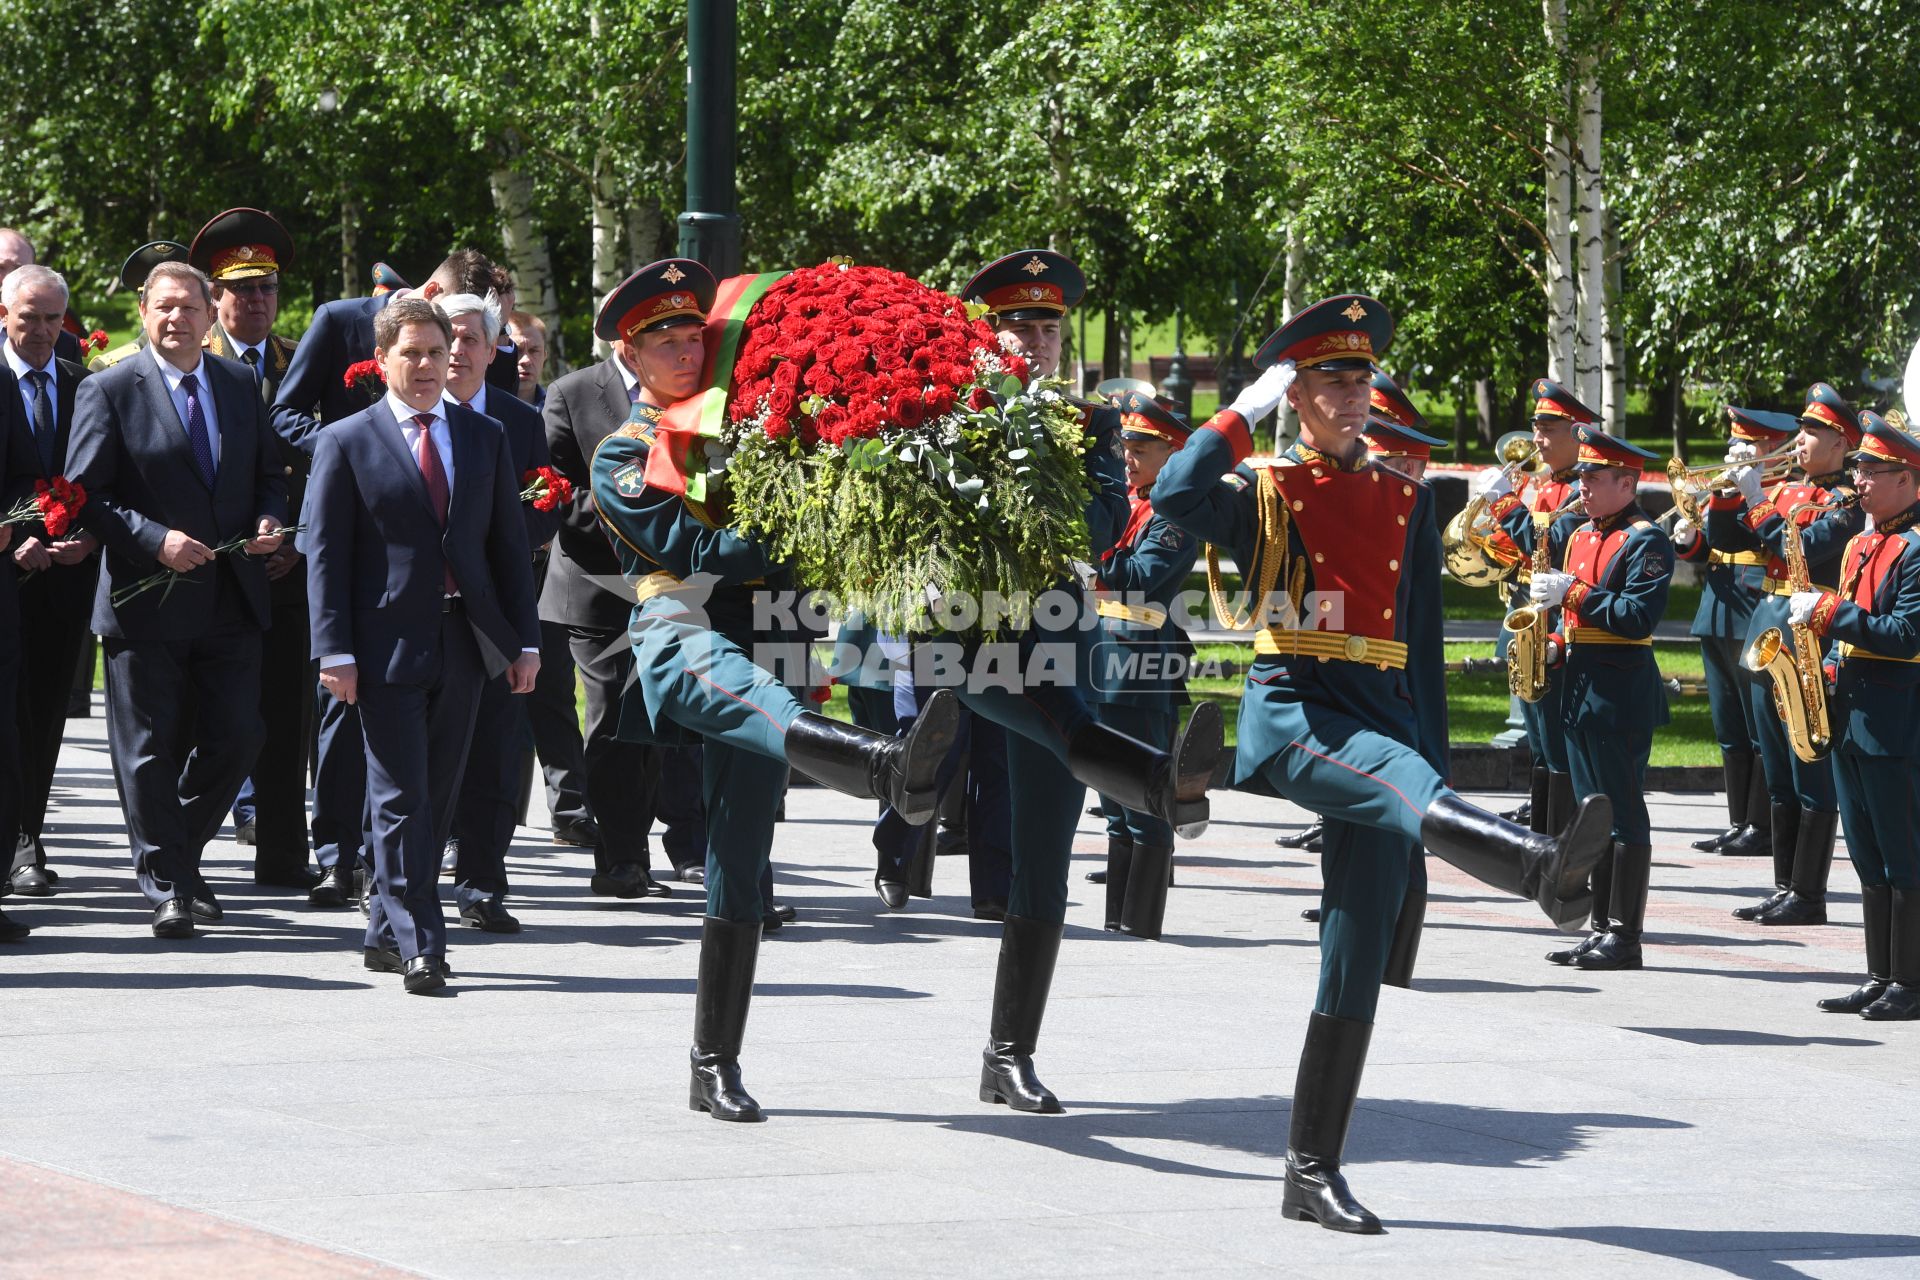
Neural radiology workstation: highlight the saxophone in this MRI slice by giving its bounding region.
[1500,498,1582,702]
[1743,500,1837,762]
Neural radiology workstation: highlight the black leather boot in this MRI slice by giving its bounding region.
[1382,871,1426,988]
[1576,843,1648,971]
[1546,842,1613,965]
[1120,843,1174,940]
[1526,764,1553,836]
[689,916,765,1122]
[1820,884,1891,1012]
[1417,792,1612,932]
[783,689,959,825]
[905,819,937,899]
[979,915,1066,1112]
[1861,889,1920,1021]
[1545,772,1577,839]
[1065,701,1221,839]
[1733,801,1799,918]
[1718,772,1775,857]
[1694,749,1754,850]
[1281,1012,1381,1234]
[1758,808,1836,925]
[1102,836,1132,931]
[1275,817,1324,850]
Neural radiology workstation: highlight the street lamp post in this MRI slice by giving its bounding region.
[678,0,742,278]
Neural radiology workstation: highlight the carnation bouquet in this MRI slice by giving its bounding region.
[643,262,1095,634]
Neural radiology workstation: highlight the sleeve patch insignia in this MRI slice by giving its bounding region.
[612,461,645,497]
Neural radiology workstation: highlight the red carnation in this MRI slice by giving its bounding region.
[343,359,385,393]
[519,466,574,512]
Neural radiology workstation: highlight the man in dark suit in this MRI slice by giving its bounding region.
[272,247,517,910]
[1,265,98,898]
[306,296,540,993]
[191,208,312,887]
[66,261,289,938]
[437,292,558,933]
[0,362,29,940]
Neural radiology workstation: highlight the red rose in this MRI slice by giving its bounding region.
[771,360,801,394]
[966,387,994,412]
[925,384,957,418]
[1003,355,1031,383]
[815,402,850,444]
[891,387,926,429]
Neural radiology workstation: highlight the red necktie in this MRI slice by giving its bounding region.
[412,413,456,594]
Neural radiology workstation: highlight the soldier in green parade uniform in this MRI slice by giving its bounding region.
[85,242,189,371]
[1795,411,1920,1020]
[1152,294,1613,1233]
[1526,427,1674,972]
[1085,390,1201,940]
[1670,407,1796,858]
[1707,382,1864,925]
[587,260,963,1124]
[1477,379,1591,837]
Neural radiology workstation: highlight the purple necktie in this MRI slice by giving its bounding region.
[181,373,216,486]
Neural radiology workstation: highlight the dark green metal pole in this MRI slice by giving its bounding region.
[678,0,741,277]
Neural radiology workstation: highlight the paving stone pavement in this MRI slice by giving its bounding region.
[1,699,1916,1278]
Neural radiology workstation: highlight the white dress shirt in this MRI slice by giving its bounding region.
[4,340,58,427]
[150,344,220,469]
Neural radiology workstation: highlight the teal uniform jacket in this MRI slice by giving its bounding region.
[1547,506,1673,737]
[1488,476,1584,775]
[1677,533,1767,641]
[1086,488,1198,710]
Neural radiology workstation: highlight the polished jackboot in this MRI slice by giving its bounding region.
[689,916,765,1122]
[1281,1012,1380,1234]
[1694,748,1755,851]
[980,915,1066,1112]
[1417,793,1612,932]
[1066,701,1221,838]
[1526,764,1553,836]
[1102,835,1132,931]
[1545,772,1577,840]
[1576,843,1649,971]
[1733,801,1799,919]
[1819,884,1891,1013]
[1757,808,1836,926]
[784,689,959,825]
[1546,841,1614,965]
[1861,889,1920,1021]
[1120,843,1174,940]
[1717,768,1773,857]
[1382,872,1427,988]
[1276,818,1324,850]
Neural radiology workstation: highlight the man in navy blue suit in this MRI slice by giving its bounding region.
[304,296,540,994]
[272,248,516,910]
[0,361,29,941]
[437,292,557,934]
[65,261,289,938]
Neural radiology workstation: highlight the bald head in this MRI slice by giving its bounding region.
[0,228,34,280]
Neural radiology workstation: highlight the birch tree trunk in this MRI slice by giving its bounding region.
[1602,204,1627,434]
[589,148,623,362]
[1542,0,1576,385]
[627,203,664,265]
[1277,216,1307,445]
[1573,59,1606,418]
[489,146,559,344]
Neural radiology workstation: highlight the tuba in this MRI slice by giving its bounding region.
[1444,432,1545,588]
[1743,500,1838,762]
[1501,497,1583,702]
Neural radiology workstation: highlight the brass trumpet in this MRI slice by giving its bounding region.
[1443,432,1548,589]
[1666,442,1800,525]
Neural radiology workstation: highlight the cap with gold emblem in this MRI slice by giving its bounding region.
[188,208,294,281]
[962,250,1086,322]
[1364,415,1448,462]
[1253,294,1392,372]
[120,241,189,292]
[1572,423,1660,473]
[1115,389,1192,446]
[1848,409,1920,469]
[1726,405,1798,446]
[1800,381,1862,447]
[594,259,718,342]
[1369,370,1426,430]
[1531,377,1598,425]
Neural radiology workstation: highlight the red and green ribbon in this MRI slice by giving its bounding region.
[642,269,792,500]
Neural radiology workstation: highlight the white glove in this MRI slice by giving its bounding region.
[1724,441,1758,464]
[1530,570,1574,607]
[1671,516,1697,547]
[1475,466,1515,501]
[1729,465,1764,505]
[1227,360,1296,425]
[1788,591,1822,626]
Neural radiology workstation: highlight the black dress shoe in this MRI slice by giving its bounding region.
[1732,889,1789,921]
[7,865,52,897]
[460,900,522,933]
[309,866,355,909]
[875,875,908,910]
[1301,907,1322,923]
[1756,891,1827,926]
[770,902,795,923]
[234,820,257,846]
[673,862,706,884]
[363,946,404,973]
[1860,983,1920,1021]
[590,863,652,899]
[41,866,59,885]
[152,899,195,938]
[550,817,601,847]
[188,893,224,922]
[1546,930,1606,965]
[403,955,449,994]
[1819,979,1889,1013]
[0,909,30,942]
[1085,868,1107,884]
[1691,825,1738,852]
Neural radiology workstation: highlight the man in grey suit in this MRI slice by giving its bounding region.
[66,261,289,938]
[305,296,540,994]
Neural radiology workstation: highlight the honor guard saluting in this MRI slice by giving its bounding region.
[188,208,312,887]
[1670,407,1797,858]
[1708,383,1864,926]
[1527,427,1673,971]
[588,260,962,1122]
[1478,379,1590,836]
[86,242,189,371]
[1085,390,1201,940]
[1152,295,1612,1233]
[1794,412,1920,1020]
